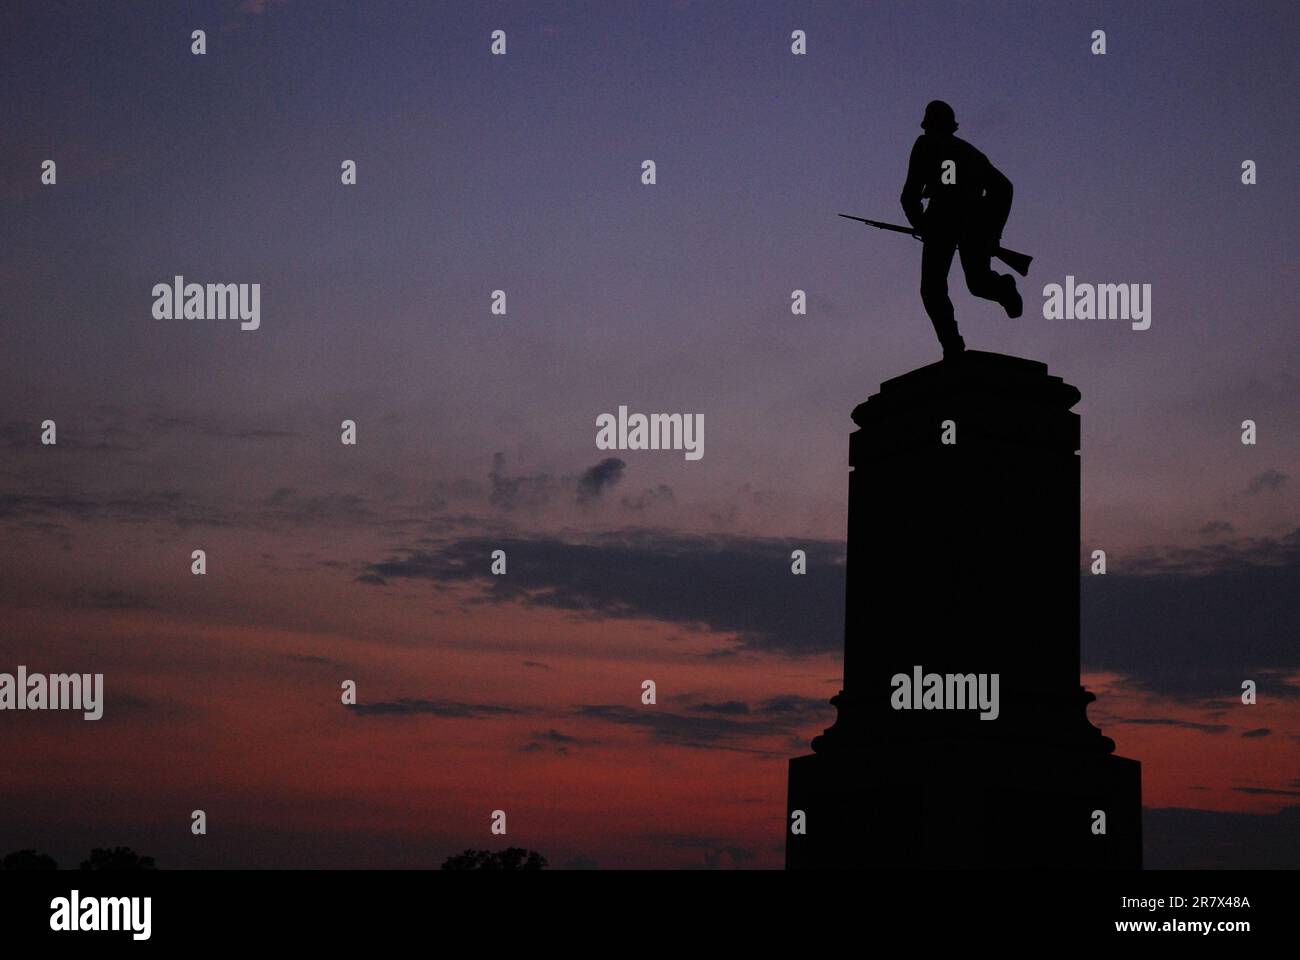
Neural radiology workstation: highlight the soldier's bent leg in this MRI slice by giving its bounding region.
[920,238,962,351]
[959,240,1022,318]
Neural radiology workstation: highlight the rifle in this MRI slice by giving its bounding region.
[838,213,1033,277]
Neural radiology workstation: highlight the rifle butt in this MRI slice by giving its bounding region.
[996,246,1033,277]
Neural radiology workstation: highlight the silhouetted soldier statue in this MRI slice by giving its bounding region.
[901,100,1023,358]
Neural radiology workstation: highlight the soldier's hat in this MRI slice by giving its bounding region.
[921,100,958,133]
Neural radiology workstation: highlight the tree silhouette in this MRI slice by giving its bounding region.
[79,847,157,871]
[440,847,547,870]
[1,849,58,870]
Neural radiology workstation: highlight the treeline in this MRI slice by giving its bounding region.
[1,847,157,870]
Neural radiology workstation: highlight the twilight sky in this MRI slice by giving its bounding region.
[1,0,1297,868]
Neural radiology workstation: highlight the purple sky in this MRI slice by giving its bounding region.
[1,1,1297,868]
[4,0,1296,552]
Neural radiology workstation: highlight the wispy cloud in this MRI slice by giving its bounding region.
[357,530,846,655]
[351,699,526,719]
[574,694,830,752]
[1244,469,1287,496]
[1083,528,1300,699]
[1112,717,1228,734]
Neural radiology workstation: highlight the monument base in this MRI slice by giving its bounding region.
[786,741,1141,869]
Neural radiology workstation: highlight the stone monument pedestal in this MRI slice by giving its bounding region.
[786,352,1141,869]
[787,739,1141,869]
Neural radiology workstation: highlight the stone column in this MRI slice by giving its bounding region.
[787,352,1141,869]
